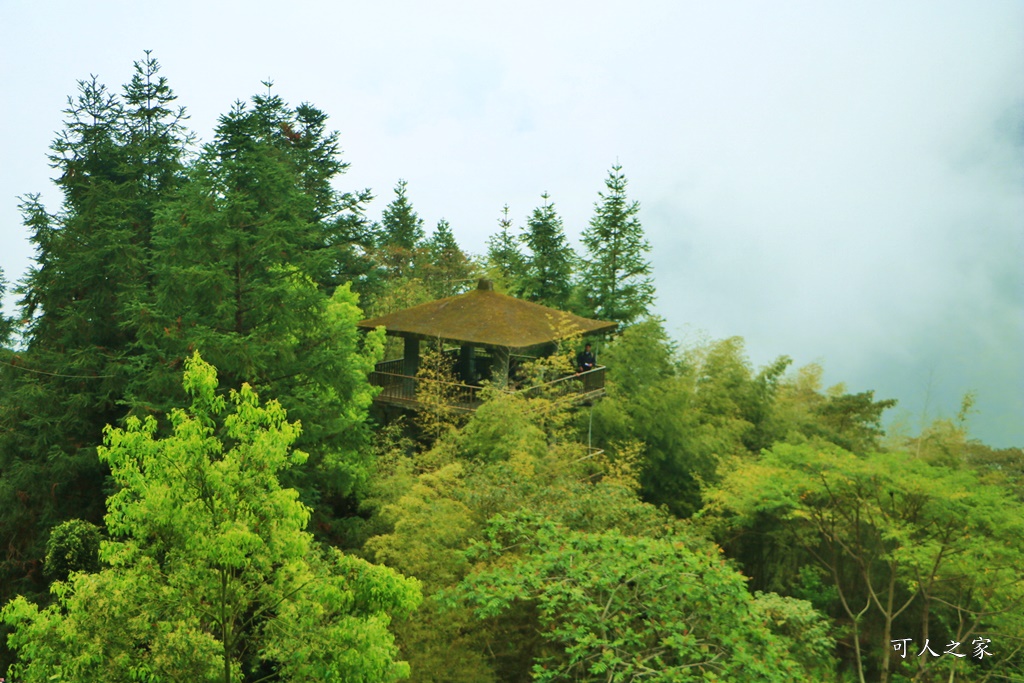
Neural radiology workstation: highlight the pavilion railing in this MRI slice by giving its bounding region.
[367,363,606,411]
[372,358,406,376]
[516,366,606,400]
[367,370,483,411]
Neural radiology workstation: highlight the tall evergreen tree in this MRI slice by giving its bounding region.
[520,193,575,310]
[485,204,527,295]
[137,90,383,524]
[376,179,425,279]
[0,54,190,603]
[579,164,654,326]
[282,100,376,296]
[422,218,475,299]
[0,63,382,619]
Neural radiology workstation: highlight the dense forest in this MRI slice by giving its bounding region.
[1,55,1022,683]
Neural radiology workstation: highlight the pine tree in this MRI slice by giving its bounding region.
[0,55,190,605]
[138,90,383,521]
[376,178,425,279]
[485,204,527,295]
[276,99,377,296]
[579,164,654,326]
[423,218,475,299]
[520,193,575,310]
[0,64,382,618]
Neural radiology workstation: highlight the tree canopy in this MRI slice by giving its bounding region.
[2,353,421,682]
[0,54,192,602]
[484,204,527,295]
[579,163,654,325]
[3,54,1021,683]
[0,58,385,618]
[703,443,1024,683]
[376,179,426,280]
[520,193,575,310]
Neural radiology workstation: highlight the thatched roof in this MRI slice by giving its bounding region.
[358,280,616,349]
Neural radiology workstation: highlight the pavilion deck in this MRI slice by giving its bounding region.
[368,358,607,412]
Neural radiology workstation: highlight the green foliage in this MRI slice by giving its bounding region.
[412,343,471,446]
[362,277,434,320]
[43,520,101,581]
[597,318,676,396]
[814,390,897,453]
[0,268,14,346]
[772,363,898,453]
[1,63,383,618]
[458,394,547,463]
[9,50,1023,683]
[520,193,576,310]
[361,387,673,682]
[484,204,527,295]
[0,53,191,603]
[589,324,699,515]
[366,462,475,591]
[591,330,788,516]
[376,179,425,280]
[752,591,837,680]
[578,164,655,325]
[703,443,1024,683]
[361,181,468,329]
[965,444,1024,501]
[21,53,189,353]
[361,447,495,681]
[685,336,791,454]
[421,219,476,299]
[447,514,822,682]
[2,353,420,682]
[137,90,385,525]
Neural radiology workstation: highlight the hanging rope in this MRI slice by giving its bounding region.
[0,356,117,379]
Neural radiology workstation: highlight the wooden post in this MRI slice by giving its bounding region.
[459,344,477,384]
[403,336,420,396]
[403,336,420,376]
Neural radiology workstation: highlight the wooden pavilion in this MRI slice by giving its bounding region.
[358,279,616,411]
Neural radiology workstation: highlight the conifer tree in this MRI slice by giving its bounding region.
[485,204,527,295]
[280,101,377,296]
[579,164,654,325]
[0,54,190,603]
[0,63,383,617]
[376,179,425,279]
[520,193,575,310]
[137,90,383,521]
[422,218,475,299]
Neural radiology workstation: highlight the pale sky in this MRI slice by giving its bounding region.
[2,1,1022,446]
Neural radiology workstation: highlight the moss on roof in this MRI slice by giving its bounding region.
[358,282,616,349]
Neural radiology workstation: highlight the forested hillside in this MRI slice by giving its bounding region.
[2,56,1021,683]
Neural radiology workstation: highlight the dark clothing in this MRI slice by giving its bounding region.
[576,350,596,372]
